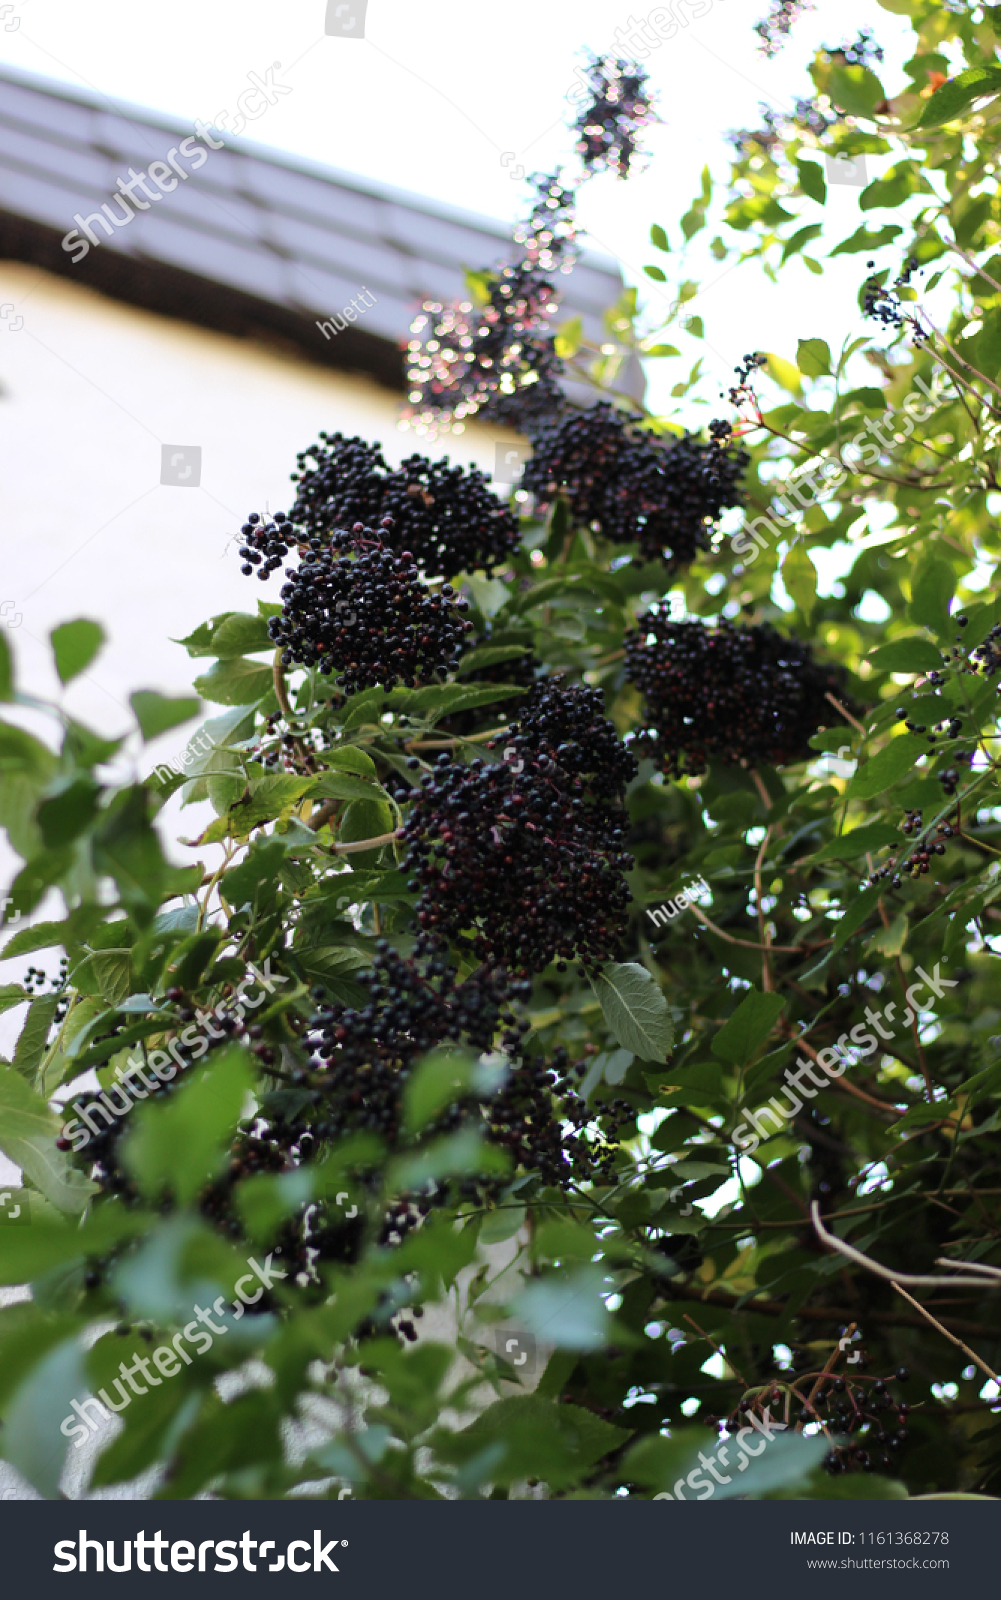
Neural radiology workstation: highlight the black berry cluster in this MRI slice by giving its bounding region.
[863,257,925,337]
[823,27,884,69]
[400,747,634,976]
[305,943,627,1189]
[815,1366,913,1476]
[254,521,473,694]
[624,615,853,777]
[514,170,580,276]
[522,402,747,572]
[753,0,815,58]
[285,433,520,579]
[571,53,655,177]
[863,812,955,890]
[403,261,565,434]
[496,677,637,802]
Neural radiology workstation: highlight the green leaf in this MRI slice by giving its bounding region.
[1,1335,92,1498]
[554,316,582,358]
[37,775,101,849]
[0,1065,94,1212]
[846,734,926,800]
[644,264,668,282]
[830,224,902,257]
[809,823,902,862]
[830,884,882,953]
[435,1392,627,1489]
[796,159,826,205]
[192,656,273,705]
[309,771,387,803]
[122,1046,255,1207]
[289,945,369,1006]
[782,542,818,617]
[513,1265,615,1352]
[337,795,394,867]
[403,1046,478,1134]
[650,223,670,252]
[829,64,886,118]
[454,644,532,677]
[12,994,57,1077]
[710,988,785,1068]
[590,962,673,1063]
[908,558,955,637]
[92,786,167,926]
[914,63,1001,129]
[796,338,831,377]
[130,690,201,742]
[867,637,943,674]
[0,629,12,701]
[50,618,104,685]
[207,612,276,657]
[764,352,802,395]
[0,983,28,1015]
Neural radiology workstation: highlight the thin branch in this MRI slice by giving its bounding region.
[688,900,827,954]
[890,1281,998,1384]
[826,692,865,739]
[682,1314,748,1390]
[811,1201,1000,1288]
[749,768,772,811]
[404,724,510,752]
[754,825,774,992]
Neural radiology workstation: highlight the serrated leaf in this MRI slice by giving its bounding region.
[0,1065,94,1212]
[50,619,104,685]
[913,63,1001,129]
[12,994,57,1077]
[590,962,672,1063]
[192,656,273,706]
[208,612,276,657]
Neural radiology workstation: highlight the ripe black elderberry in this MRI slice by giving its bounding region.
[306,945,626,1190]
[571,53,656,177]
[522,403,747,572]
[286,433,520,579]
[624,614,853,777]
[401,748,633,976]
[496,676,637,802]
[257,521,473,694]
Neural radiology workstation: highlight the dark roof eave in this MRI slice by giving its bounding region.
[0,207,407,390]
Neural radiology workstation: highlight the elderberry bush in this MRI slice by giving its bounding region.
[285,432,521,579]
[253,519,473,693]
[400,749,633,976]
[522,402,748,571]
[624,614,853,776]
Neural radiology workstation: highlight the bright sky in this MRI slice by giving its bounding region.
[0,0,921,413]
